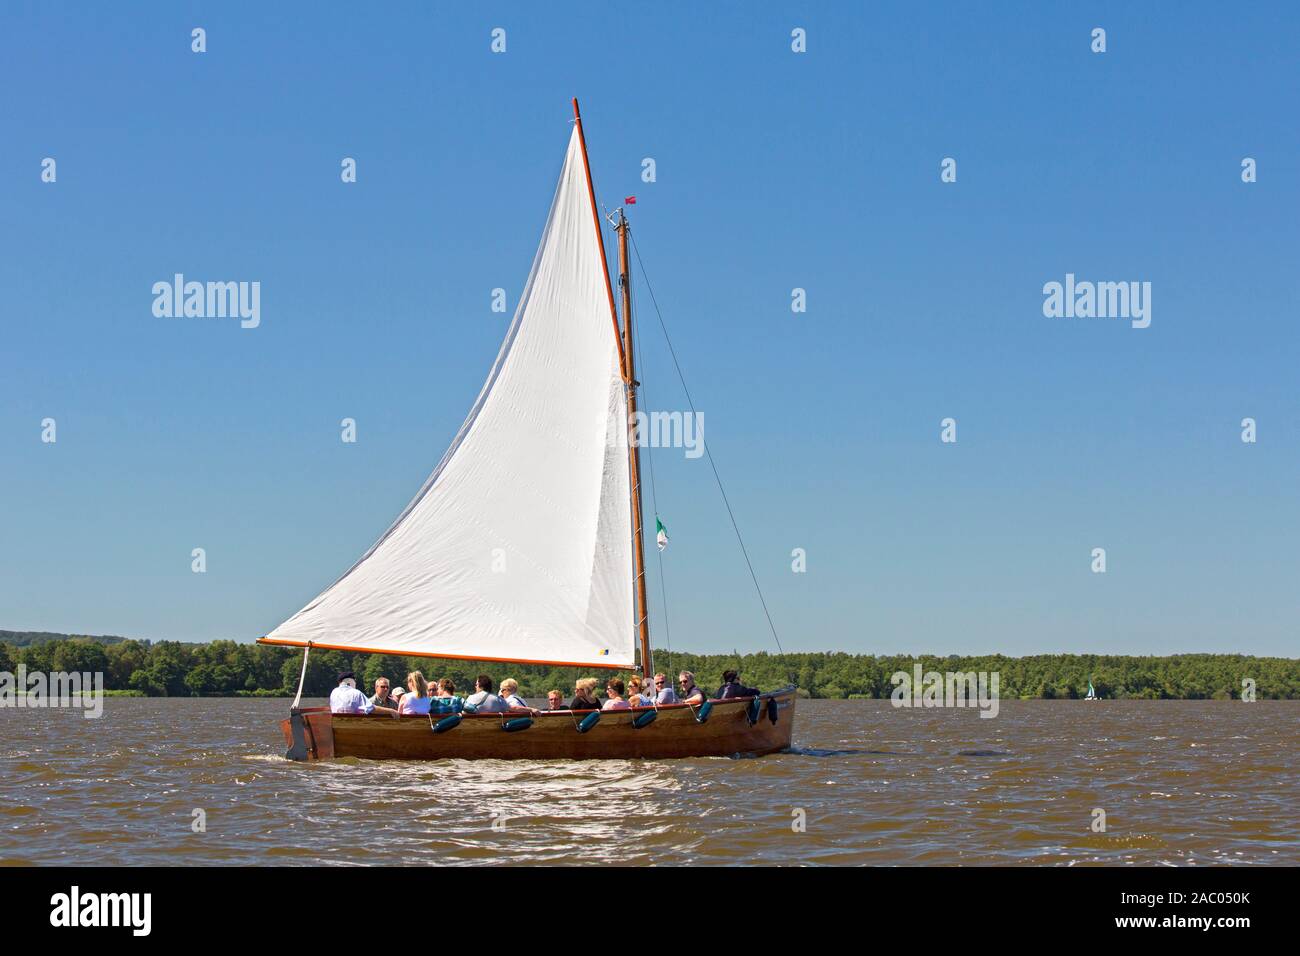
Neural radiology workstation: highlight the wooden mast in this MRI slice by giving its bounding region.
[617,209,653,679]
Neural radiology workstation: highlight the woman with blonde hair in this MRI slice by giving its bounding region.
[569,677,601,711]
[500,678,529,709]
[398,671,432,715]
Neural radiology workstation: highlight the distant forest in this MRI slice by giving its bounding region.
[2,632,1297,699]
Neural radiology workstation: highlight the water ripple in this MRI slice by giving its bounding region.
[0,698,1296,865]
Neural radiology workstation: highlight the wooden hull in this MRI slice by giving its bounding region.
[279,687,796,761]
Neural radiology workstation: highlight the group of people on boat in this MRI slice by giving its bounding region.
[328,668,760,717]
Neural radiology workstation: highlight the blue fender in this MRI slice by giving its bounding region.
[577,711,601,733]
[746,697,762,725]
[694,700,713,724]
[432,714,462,734]
[502,717,534,732]
[632,709,658,729]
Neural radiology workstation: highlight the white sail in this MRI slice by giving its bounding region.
[262,126,634,669]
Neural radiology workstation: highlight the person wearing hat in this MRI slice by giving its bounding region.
[330,671,398,716]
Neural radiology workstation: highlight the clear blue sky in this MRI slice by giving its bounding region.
[2,2,1297,657]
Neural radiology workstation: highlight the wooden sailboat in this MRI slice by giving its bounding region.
[260,100,796,760]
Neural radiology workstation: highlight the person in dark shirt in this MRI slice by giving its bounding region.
[716,669,759,699]
[678,670,706,704]
[569,677,602,711]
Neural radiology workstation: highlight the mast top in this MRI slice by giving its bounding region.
[570,97,626,377]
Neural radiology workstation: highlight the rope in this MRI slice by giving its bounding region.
[628,229,785,655]
[629,266,673,681]
[291,642,312,710]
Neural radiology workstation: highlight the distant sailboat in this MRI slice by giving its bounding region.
[1085,679,1098,701]
[259,100,796,760]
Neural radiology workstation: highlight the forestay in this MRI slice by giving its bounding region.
[261,127,634,668]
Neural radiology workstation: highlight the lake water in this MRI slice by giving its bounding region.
[1,698,1296,865]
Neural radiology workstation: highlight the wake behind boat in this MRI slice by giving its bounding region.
[259,100,796,760]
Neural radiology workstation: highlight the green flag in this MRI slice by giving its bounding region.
[655,516,668,552]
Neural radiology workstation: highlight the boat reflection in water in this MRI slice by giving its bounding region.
[305,753,694,860]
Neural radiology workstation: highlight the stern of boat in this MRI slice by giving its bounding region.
[281,707,334,761]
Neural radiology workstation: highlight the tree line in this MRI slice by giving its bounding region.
[1,636,1297,699]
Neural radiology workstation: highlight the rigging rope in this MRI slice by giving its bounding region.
[628,228,785,656]
[291,642,312,709]
[629,267,672,679]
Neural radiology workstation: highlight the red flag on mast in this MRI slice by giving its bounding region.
[624,195,637,205]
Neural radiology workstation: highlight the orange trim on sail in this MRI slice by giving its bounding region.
[572,97,627,377]
[256,636,632,671]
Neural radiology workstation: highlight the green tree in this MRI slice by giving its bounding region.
[50,640,109,676]
[105,641,149,689]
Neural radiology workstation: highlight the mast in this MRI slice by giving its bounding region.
[618,209,653,679]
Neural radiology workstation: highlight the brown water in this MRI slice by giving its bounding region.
[1,698,1295,866]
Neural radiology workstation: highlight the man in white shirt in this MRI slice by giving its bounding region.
[653,672,679,704]
[330,671,398,717]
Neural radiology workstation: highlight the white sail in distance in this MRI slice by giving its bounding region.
[261,126,635,669]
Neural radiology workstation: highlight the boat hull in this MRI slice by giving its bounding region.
[279,687,796,761]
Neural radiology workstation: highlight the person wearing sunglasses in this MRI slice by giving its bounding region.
[653,672,678,704]
[569,677,602,711]
[678,671,705,704]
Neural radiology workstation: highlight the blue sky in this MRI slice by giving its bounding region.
[2,2,1297,657]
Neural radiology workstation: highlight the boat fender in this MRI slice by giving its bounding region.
[746,697,762,725]
[632,709,658,729]
[577,711,601,733]
[502,717,534,733]
[461,702,478,714]
[766,697,778,725]
[432,714,462,734]
[694,700,713,724]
